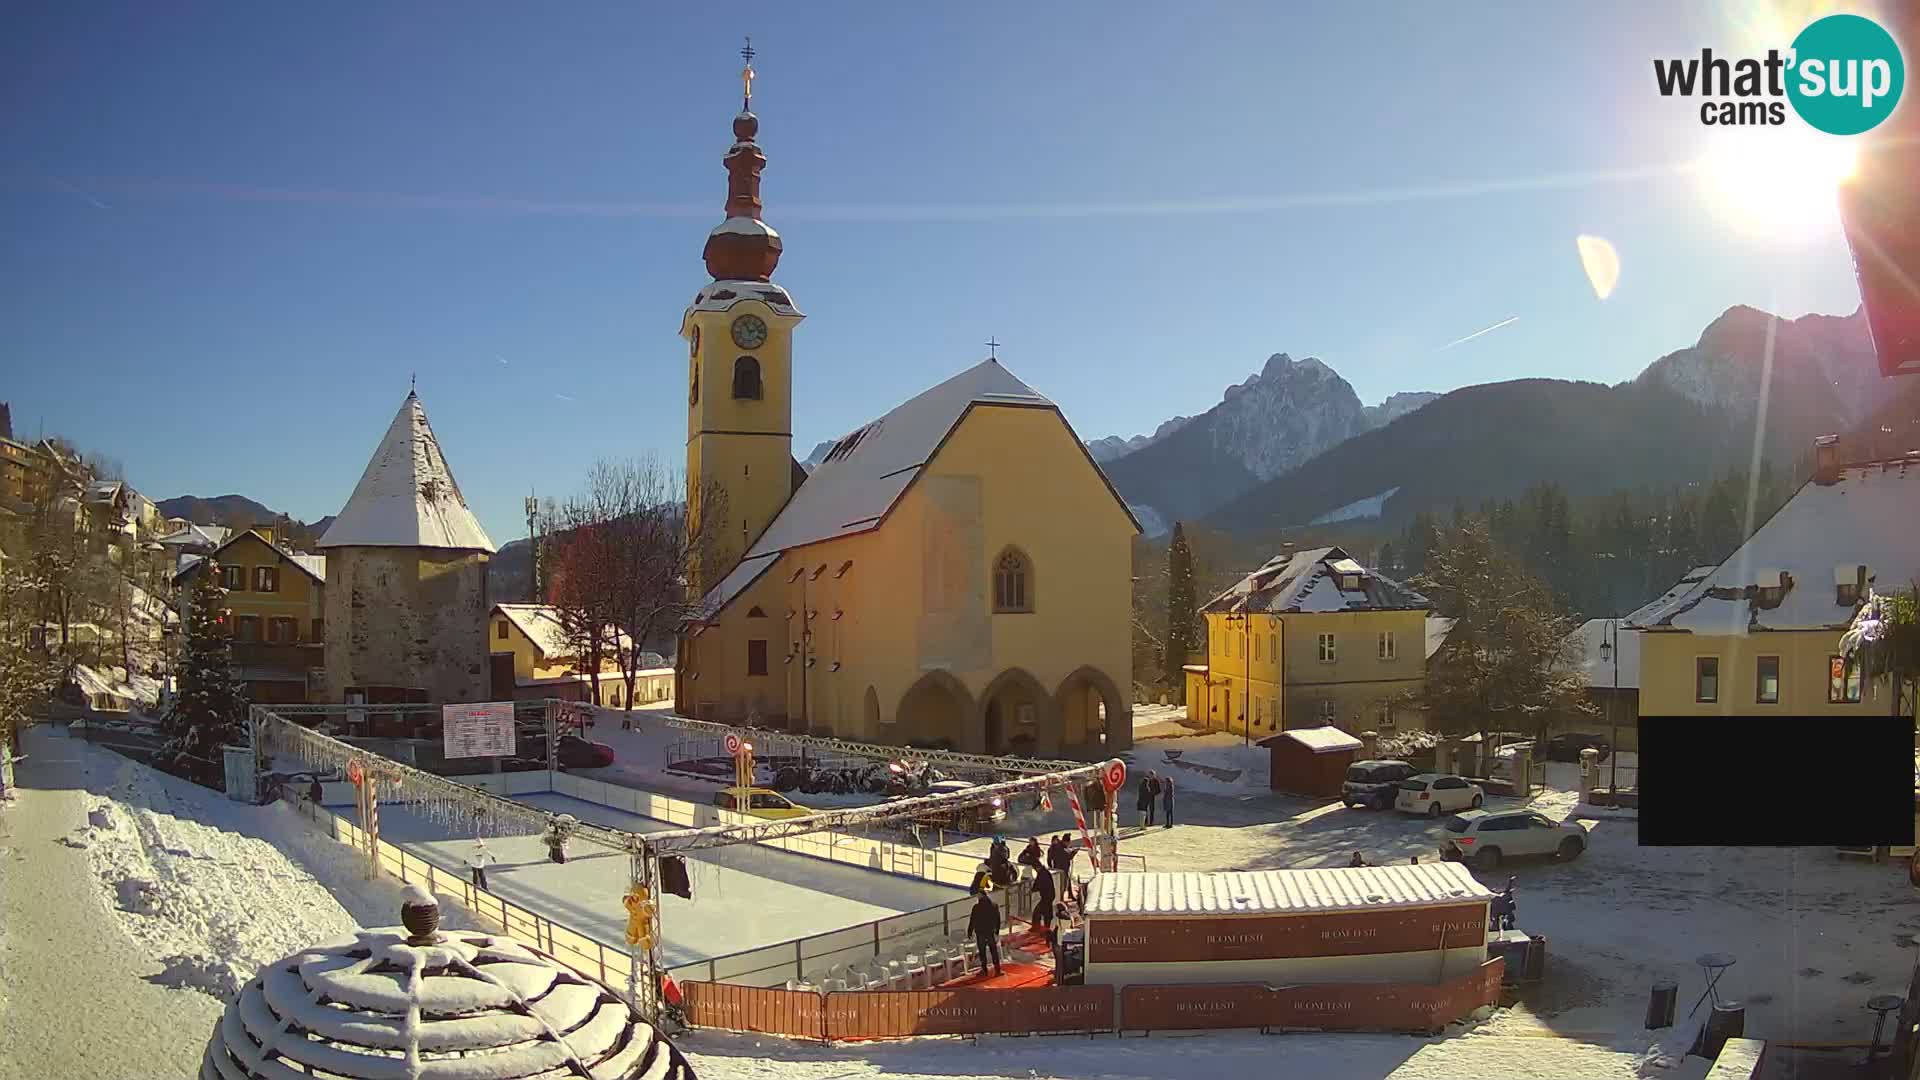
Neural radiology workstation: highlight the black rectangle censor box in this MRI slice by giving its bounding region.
[1637,716,1915,847]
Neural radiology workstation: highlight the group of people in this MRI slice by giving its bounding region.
[962,833,1085,980]
[1135,771,1175,828]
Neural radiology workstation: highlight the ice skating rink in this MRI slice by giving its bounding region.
[351,792,964,969]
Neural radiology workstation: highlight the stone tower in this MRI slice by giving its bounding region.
[318,392,496,705]
[680,43,805,596]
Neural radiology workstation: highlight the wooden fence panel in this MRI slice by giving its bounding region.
[1118,959,1506,1034]
[683,982,823,1040]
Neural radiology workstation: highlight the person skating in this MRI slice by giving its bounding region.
[467,839,495,891]
[1348,850,1368,868]
[967,892,1004,977]
[1161,773,1176,828]
[1136,773,1158,828]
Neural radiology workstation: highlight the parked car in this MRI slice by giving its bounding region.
[556,735,615,769]
[1342,760,1419,809]
[890,779,1008,834]
[1440,808,1588,868]
[1394,773,1484,817]
[1542,732,1613,763]
[713,786,813,820]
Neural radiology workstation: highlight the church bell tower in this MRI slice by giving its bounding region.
[681,40,804,596]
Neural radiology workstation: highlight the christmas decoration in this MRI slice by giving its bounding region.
[159,563,244,788]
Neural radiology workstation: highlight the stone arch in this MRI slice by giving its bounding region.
[895,669,973,751]
[1054,665,1131,756]
[977,667,1056,757]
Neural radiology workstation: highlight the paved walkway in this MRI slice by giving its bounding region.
[0,725,222,1079]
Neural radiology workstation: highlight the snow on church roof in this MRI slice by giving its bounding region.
[699,360,1067,614]
[318,393,496,552]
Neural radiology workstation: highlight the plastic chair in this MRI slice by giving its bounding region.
[883,960,910,990]
[904,953,929,989]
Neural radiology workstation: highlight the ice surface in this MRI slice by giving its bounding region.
[356,792,962,967]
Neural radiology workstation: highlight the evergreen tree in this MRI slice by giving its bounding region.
[1376,540,1397,575]
[161,564,244,788]
[1163,523,1198,700]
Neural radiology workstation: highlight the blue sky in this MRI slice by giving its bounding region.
[0,3,1877,543]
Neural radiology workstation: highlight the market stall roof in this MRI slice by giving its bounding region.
[1085,862,1493,918]
[1256,725,1364,754]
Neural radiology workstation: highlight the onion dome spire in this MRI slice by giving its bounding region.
[703,37,782,282]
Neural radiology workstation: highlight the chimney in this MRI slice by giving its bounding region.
[1813,434,1841,485]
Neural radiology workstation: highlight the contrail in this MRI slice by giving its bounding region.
[23,161,1688,223]
[48,176,109,209]
[1438,315,1519,351]
[553,393,576,403]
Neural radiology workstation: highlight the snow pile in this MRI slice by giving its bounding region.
[1129,731,1270,795]
[73,747,477,1001]
[1377,729,1440,759]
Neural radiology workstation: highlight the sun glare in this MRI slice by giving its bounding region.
[1693,124,1859,236]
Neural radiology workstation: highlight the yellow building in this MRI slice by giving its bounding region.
[676,62,1139,757]
[173,525,327,703]
[1635,447,1919,720]
[488,603,670,708]
[1186,547,1433,739]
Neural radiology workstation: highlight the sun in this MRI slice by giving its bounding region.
[1692,123,1860,236]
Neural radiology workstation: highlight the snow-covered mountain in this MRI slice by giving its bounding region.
[1635,305,1885,432]
[1086,415,1195,463]
[1095,353,1440,535]
[800,439,834,473]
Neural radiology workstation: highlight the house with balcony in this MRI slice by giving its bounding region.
[1634,441,1920,721]
[174,525,326,704]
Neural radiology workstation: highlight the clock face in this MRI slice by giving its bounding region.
[731,314,769,350]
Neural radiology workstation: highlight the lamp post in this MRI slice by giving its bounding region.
[1598,619,1620,795]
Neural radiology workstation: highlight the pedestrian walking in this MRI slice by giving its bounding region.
[467,840,495,891]
[307,776,324,807]
[1136,773,1157,828]
[967,892,1004,977]
[1161,774,1175,828]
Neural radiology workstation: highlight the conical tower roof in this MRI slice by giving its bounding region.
[318,392,496,552]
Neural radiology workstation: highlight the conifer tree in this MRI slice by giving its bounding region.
[161,564,243,787]
[1162,523,1198,701]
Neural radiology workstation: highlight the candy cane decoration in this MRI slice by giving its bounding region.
[366,777,380,878]
[1065,782,1096,860]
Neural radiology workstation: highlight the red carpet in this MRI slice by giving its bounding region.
[938,960,1053,990]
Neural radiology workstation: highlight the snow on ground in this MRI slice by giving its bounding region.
[351,790,962,968]
[72,734,482,999]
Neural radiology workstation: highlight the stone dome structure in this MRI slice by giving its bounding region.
[202,888,693,1080]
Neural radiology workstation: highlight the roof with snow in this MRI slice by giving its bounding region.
[1425,616,1456,660]
[699,358,1139,614]
[687,279,801,317]
[1636,459,1920,636]
[158,523,230,548]
[1200,546,1430,615]
[1257,725,1364,754]
[203,922,692,1080]
[1622,565,1718,627]
[318,393,496,553]
[493,603,635,661]
[171,530,326,585]
[1568,618,1642,690]
[1084,862,1493,918]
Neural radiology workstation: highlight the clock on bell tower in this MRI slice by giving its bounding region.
[681,42,804,597]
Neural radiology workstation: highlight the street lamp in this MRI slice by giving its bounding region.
[1597,619,1620,795]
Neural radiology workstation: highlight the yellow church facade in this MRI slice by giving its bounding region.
[674,58,1137,758]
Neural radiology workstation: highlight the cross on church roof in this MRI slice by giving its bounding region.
[985,337,1001,360]
[741,37,756,109]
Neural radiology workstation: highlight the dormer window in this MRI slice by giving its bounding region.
[1835,563,1869,606]
[1754,568,1786,609]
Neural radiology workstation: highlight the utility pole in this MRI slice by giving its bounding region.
[524,494,541,601]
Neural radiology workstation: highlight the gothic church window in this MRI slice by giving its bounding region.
[993,547,1033,613]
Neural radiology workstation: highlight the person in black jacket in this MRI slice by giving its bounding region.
[1032,866,1057,930]
[1046,835,1070,873]
[967,892,1004,977]
[1136,773,1157,827]
[1018,837,1044,876]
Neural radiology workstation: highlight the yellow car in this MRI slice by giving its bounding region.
[713,786,813,820]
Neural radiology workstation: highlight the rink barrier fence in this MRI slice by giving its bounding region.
[679,958,1506,1041]
[289,794,1053,993]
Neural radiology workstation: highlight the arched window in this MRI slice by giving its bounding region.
[732,356,762,400]
[746,605,767,618]
[993,547,1033,613]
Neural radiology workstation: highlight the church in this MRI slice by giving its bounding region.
[675,51,1138,758]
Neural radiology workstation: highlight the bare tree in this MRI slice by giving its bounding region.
[549,458,728,712]
[542,501,618,707]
